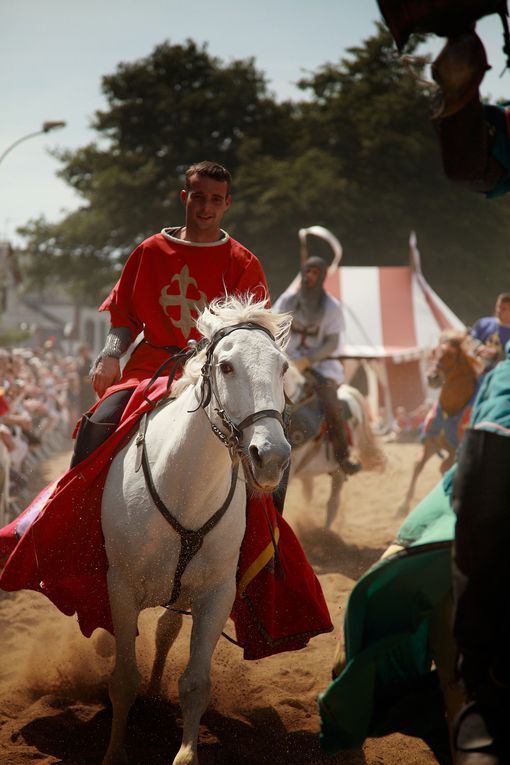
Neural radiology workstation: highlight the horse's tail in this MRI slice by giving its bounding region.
[344,386,387,472]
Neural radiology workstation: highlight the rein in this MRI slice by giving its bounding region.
[136,321,286,606]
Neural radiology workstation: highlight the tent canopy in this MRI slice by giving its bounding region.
[326,264,464,362]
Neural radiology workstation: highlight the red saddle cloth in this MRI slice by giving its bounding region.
[0,378,332,660]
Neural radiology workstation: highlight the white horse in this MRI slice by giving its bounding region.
[285,365,386,529]
[101,296,292,765]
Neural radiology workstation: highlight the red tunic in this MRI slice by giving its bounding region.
[100,229,269,384]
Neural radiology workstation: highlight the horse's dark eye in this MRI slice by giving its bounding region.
[282,361,289,376]
[219,361,233,375]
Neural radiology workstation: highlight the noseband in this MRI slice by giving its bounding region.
[135,321,287,606]
[428,342,461,385]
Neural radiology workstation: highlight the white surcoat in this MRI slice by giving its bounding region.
[274,291,346,385]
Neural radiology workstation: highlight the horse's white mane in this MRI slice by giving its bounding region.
[172,294,292,396]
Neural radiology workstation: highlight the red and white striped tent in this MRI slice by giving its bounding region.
[278,227,465,427]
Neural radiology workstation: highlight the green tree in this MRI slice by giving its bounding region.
[18,25,510,320]
[293,23,510,320]
[19,39,295,302]
[215,22,510,315]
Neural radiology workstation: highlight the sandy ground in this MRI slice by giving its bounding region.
[0,439,444,764]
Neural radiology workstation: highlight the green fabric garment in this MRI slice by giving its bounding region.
[319,352,510,754]
[468,349,510,433]
[318,481,455,753]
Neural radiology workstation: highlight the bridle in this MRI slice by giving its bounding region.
[134,321,288,606]
[196,321,287,459]
[427,341,458,382]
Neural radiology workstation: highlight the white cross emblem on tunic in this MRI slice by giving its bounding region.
[159,265,207,338]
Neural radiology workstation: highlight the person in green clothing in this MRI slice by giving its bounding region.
[448,341,510,765]
[319,341,510,765]
[375,3,510,758]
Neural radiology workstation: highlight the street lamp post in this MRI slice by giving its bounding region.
[0,121,66,167]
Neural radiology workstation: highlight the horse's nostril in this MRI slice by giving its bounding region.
[250,444,290,472]
[249,444,263,467]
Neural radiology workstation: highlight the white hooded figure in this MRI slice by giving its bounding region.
[275,257,361,475]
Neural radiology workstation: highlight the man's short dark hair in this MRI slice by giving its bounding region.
[497,292,510,305]
[185,161,232,194]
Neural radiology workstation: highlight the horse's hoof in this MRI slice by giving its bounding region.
[172,744,198,765]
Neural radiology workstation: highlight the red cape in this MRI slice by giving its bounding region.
[0,378,332,660]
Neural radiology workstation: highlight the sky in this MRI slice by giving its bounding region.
[2,0,510,246]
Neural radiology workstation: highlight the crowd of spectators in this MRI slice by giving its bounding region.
[0,339,96,521]
[385,401,433,443]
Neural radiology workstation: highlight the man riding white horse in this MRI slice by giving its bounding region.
[274,256,362,476]
[0,161,332,665]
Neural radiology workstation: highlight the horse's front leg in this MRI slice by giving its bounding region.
[398,442,433,516]
[173,578,236,765]
[103,569,140,765]
[325,469,345,529]
[440,446,456,475]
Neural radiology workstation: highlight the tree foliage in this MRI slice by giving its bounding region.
[18,25,510,321]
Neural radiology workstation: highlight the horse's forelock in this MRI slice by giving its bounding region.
[196,295,292,349]
[172,295,292,397]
